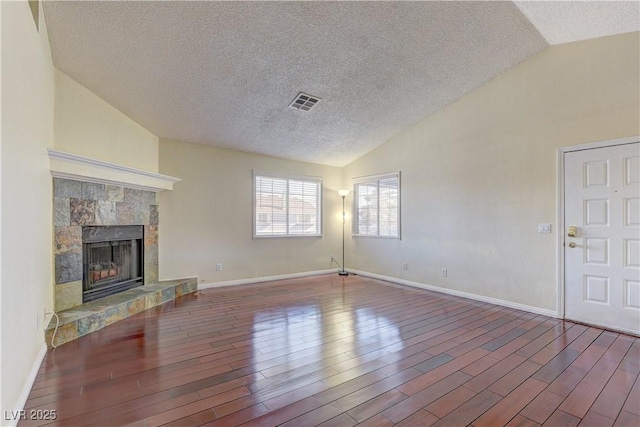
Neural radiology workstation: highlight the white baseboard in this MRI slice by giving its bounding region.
[198,269,336,290]
[5,270,556,427]
[198,268,558,318]
[5,343,47,427]
[349,269,559,318]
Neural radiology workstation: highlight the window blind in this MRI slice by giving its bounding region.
[353,172,400,238]
[254,173,322,237]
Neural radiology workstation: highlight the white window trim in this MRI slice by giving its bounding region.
[253,170,323,238]
[352,171,401,239]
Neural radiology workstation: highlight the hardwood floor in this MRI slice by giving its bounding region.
[21,274,639,426]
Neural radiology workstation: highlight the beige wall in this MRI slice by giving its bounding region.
[343,32,640,312]
[158,139,344,284]
[1,5,637,415]
[54,70,159,172]
[1,0,55,415]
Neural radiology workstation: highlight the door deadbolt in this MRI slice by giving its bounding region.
[568,242,576,248]
[567,226,577,237]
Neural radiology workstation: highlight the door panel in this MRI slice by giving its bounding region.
[564,142,640,335]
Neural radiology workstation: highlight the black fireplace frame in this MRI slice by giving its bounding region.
[82,225,144,302]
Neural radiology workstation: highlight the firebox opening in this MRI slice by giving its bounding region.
[82,225,144,302]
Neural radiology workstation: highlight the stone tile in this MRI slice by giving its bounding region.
[127,298,146,316]
[176,282,194,297]
[105,185,124,202]
[54,226,82,255]
[187,281,197,294]
[145,267,159,286]
[161,287,175,302]
[82,182,105,200]
[78,313,105,337]
[135,204,150,225]
[95,201,117,225]
[56,310,87,325]
[48,322,79,348]
[144,267,158,285]
[116,202,136,225]
[54,197,70,226]
[145,225,158,246]
[104,304,128,326]
[54,178,82,198]
[55,252,82,284]
[142,191,157,206]
[144,245,158,285]
[124,188,142,204]
[145,291,162,309]
[149,205,159,225]
[55,281,83,312]
[70,198,96,226]
[185,278,198,293]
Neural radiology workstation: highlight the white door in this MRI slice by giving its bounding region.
[564,142,640,335]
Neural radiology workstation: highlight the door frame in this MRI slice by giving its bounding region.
[556,135,640,321]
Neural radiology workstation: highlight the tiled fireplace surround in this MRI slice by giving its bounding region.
[50,177,196,347]
[53,177,160,309]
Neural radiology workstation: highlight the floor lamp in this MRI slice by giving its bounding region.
[338,189,350,276]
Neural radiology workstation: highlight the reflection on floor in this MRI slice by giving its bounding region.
[24,274,639,426]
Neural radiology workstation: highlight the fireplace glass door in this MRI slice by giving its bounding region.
[82,226,143,302]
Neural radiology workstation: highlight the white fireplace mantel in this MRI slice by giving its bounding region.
[48,149,181,192]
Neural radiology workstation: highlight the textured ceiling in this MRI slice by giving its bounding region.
[514,1,640,45]
[43,1,639,167]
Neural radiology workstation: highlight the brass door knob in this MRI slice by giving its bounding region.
[568,242,576,248]
[567,226,577,237]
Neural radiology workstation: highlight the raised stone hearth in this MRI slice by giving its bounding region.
[47,152,186,347]
[45,278,197,348]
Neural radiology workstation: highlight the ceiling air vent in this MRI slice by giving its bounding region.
[289,92,320,112]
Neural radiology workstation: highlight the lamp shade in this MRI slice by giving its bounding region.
[338,189,350,197]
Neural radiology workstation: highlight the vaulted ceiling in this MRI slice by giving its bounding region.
[43,1,639,167]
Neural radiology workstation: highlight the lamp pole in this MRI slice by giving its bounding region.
[338,190,349,276]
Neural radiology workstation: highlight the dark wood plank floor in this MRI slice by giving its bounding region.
[21,274,640,426]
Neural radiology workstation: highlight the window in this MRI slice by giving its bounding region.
[353,172,400,238]
[254,172,322,237]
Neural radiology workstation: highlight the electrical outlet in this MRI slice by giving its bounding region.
[441,268,448,277]
[402,263,408,270]
[216,263,223,271]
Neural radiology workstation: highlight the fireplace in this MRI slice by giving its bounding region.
[82,226,144,302]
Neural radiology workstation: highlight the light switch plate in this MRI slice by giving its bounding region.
[538,223,552,233]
